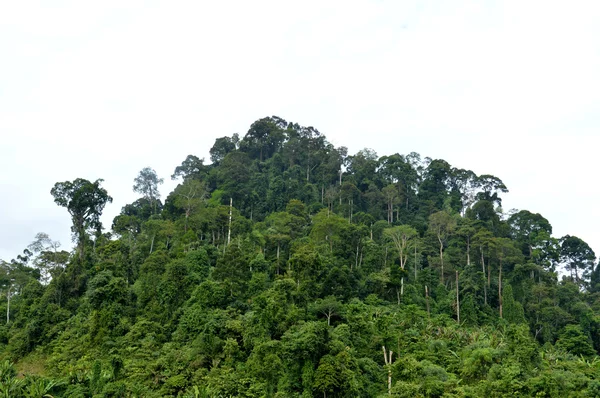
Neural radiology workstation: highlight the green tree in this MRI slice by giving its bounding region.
[384,225,418,300]
[312,295,343,326]
[502,284,526,324]
[560,235,596,286]
[50,178,112,261]
[171,154,208,181]
[173,179,208,232]
[264,212,293,274]
[428,211,456,285]
[239,116,287,162]
[210,134,239,165]
[556,324,596,358]
[133,167,164,213]
[27,232,64,283]
[508,210,553,261]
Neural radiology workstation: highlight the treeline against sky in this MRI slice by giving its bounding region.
[1,116,599,397]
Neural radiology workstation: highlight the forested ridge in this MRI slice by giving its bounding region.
[1,116,599,397]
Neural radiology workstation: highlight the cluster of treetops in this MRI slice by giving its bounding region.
[1,116,599,397]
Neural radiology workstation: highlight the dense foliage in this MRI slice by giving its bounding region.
[1,116,600,397]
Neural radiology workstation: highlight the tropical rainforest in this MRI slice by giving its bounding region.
[1,116,599,397]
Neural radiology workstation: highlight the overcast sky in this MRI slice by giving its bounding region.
[1,1,599,263]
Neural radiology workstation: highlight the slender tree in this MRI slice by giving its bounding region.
[384,225,418,300]
[428,211,456,285]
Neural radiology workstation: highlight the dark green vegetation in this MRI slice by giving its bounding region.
[1,116,600,397]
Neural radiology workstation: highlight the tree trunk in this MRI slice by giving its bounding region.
[499,261,503,319]
[350,199,353,223]
[425,285,430,318]
[438,234,444,285]
[466,237,470,266]
[481,246,487,305]
[184,209,190,232]
[276,243,280,275]
[150,234,155,254]
[382,346,393,395]
[6,286,11,324]
[227,197,232,246]
[414,245,418,281]
[456,271,460,324]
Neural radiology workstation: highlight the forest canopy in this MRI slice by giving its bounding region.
[1,116,599,397]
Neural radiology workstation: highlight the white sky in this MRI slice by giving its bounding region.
[1,1,599,262]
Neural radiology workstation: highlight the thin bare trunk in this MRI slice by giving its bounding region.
[277,243,280,275]
[499,260,503,318]
[414,245,418,281]
[481,246,487,305]
[456,271,460,324]
[227,198,232,246]
[6,286,11,324]
[382,346,393,395]
[438,233,444,285]
[384,247,388,268]
[425,285,430,318]
[466,236,470,266]
[350,199,353,223]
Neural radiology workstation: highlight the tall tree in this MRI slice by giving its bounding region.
[239,116,287,162]
[474,174,508,206]
[173,179,208,232]
[210,134,239,165]
[419,159,452,209]
[171,155,208,181]
[560,235,596,286]
[428,210,456,285]
[51,179,112,261]
[449,168,478,215]
[493,237,523,318]
[27,232,64,283]
[133,167,164,214]
[382,184,401,224]
[384,225,418,300]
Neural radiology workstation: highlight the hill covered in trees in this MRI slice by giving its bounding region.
[1,116,600,397]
